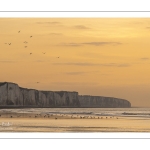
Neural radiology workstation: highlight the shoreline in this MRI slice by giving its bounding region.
[0,116,150,132]
[0,108,150,132]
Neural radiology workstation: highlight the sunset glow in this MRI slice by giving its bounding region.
[1,18,150,107]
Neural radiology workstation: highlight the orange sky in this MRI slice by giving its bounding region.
[0,18,150,107]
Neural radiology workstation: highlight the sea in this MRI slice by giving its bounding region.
[1,107,150,118]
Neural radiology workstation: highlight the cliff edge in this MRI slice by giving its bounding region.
[0,82,131,108]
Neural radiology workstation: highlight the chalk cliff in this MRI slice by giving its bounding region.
[0,82,131,108]
[79,95,131,108]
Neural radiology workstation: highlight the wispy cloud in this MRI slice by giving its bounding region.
[73,25,90,29]
[141,57,149,60]
[66,72,87,75]
[59,43,82,47]
[82,42,122,46]
[50,81,99,86]
[36,21,61,25]
[49,33,63,36]
[53,62,131,67]
[53,63,97,66]
[57,42,122,47]
[65,71,98,75]
[34,60,45,63]
[0,60,16,63]
[117,64,131,67]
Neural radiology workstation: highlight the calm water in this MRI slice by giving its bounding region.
[1,107,150,118]
[1,108,150,132]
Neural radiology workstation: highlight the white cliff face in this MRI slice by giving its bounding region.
[7,83,23,105]
[78,95,131,108]
[53,92,79,107]
[0,82,23,106]
[0,82,131,108]
[0,83,8,105]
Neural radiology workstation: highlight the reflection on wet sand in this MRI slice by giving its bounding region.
[0,108,150,132]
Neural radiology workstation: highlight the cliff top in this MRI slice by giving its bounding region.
[0,82,78,93]
[0,82,18,86]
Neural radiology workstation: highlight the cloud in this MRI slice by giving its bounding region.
[57,42,122,47]
[49,33,63,36]
[36,21,61,25]
[73,25,90,29]
[65,71,98,75]
[141,57,149,60]
[0,60,47,63]
[82,42,122,46]
[53,62,131,67]
[117,64,131,67]
[50,81,99,86]
[0,60,16,63]
[34,60,45,62]
[99,63,131,67]
[66,72,87,75]
[53,63,98,66]
[59,43,82,47]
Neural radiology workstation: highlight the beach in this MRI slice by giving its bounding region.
[0,108,150,132]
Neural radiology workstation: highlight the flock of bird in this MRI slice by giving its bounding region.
[4,30,60,57]
[4,30,60,84]
[4,31,33,54]
[0,113,119,120]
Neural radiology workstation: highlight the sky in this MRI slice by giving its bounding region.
[0,18,150,107]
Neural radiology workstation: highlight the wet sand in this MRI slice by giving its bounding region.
[0,112,150,132]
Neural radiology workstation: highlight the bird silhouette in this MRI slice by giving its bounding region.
[18,31,20,33]
[8,43,11,45]
[24,46,27,48]
[24,41,28,44]
[42,52,46,54]
[30,53,32,55]
[30,36,32,38]
[57,57,59,58]
[37,82,39,83]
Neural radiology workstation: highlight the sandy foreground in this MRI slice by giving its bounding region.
[0,112,150,132]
